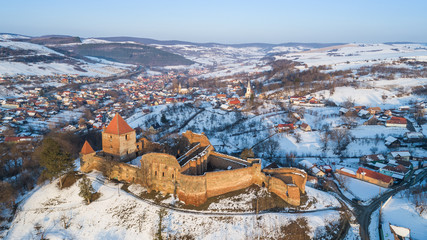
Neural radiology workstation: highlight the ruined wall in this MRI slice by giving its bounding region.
[102,131,136,159]
[182,131,211,147]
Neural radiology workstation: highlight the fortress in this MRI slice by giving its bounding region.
[80,113,307,206]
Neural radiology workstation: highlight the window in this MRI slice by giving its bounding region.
[109,135,112,142]
[155,171,157,176]
[125,135,128,140]
[172,174,174,179]
[162,172,165,177]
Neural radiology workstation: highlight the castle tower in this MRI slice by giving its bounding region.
[80,140,96,172]
[80,140,95,155]
[178,82,182,93]
[102,113,136,160]
[245,81,252,98]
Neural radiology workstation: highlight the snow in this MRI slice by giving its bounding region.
[335,173,388,203]
[275,43,427,70]
[381,193,427,240]
[0,40,133,76]
[5,171,341,239]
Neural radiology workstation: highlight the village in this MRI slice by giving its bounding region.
[1,38,426,240]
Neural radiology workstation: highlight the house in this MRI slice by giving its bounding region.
[384,110,392,116]
[4,136,34,143]
[385,136,401,148]
[367,107,381,115]
[298,159,314,169]
[388,151,411,161]
[289,96,306,104]
[336,167,356,178]
[358,109,371,119]
[363,116,382,125]
[300,123,311,132]
[356,167,393,188]
[389,224,411,240]
[379,164,410,181]
[360,154,386,164]
[386,117,407,128]
[292,112,301,120]
[311,167,325,178]
[276,124,295,132]
[228,98,241,106]
[403,132,426,144]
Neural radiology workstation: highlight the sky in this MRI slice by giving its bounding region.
[1,0,427,44]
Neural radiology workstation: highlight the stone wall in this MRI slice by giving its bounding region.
[80,152,140,183]
[177,174,207,206]
[262,168,307,194]
[182,131,211,147]
[81,146,306,207]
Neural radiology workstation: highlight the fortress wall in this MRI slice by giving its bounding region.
[263,168,307,193]
[210,152,249,166]
[205,165,258,198]
[267,177,301,206]
[177,174,207,206]
[182,131,211,147]
[80,153,141,183]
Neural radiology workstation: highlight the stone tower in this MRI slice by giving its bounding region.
[245,81,252,99]
[102,113,136,160]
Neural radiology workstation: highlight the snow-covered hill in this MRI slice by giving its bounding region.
[0,36,134,76]
[5,171,341,240]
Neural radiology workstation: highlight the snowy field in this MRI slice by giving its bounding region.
[5,171,342,240]
[380,192,427,240]
[335,174,388,203]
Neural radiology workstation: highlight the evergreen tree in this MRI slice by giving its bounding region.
[78,175,95,204]
[160,114,168,124]
[39,137,74,188]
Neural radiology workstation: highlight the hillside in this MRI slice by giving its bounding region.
[0,37,133,76]
[4,171,342,240]
[50,42,195,67]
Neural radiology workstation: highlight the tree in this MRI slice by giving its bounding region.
[0,181,15,207]
[330,128,352,157]
[263,139,280,160]
[39,137,74,188]
[160,114,168,125]
[240,148,254,160]
[79,175,95,204]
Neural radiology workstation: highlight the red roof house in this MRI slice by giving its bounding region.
[356,167,393,187]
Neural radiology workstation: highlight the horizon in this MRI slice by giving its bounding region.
[2,0,427,44]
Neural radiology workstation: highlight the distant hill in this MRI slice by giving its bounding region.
[97,36,344,49]
[54,42,194,66]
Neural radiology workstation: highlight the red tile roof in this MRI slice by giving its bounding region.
[80,140,95,155]
[387,117,407,125]
[104,113,134,135]
[357,167,393,184]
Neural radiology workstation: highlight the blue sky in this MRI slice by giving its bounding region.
[1,0,426,44]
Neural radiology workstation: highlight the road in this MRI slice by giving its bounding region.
[328,169,426,240]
